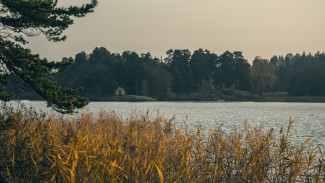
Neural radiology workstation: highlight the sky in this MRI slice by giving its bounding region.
[28,0,325,63]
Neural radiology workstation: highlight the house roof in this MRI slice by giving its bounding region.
[116,87,125,91]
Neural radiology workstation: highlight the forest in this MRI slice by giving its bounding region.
[7,47,325,101]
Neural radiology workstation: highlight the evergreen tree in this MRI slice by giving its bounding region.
[165,49,191,94]
[189,49,216,90]
[213,51,236,89]
[234,51,251,91]
[0,0,97,113]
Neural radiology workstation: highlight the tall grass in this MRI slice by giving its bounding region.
[0,105,325,182]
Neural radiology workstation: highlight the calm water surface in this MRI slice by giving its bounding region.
[9,101,325,147]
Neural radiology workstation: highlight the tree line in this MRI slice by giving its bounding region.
[52,47,325,100]
[270,52,325,96]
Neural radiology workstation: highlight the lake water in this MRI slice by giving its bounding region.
[7,101,325,148]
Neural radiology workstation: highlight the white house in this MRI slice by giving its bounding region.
[115,87,126,96]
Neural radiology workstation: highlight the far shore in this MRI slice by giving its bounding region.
[14,88,325,103]
[17,95,325,103]
[261,96,325,103]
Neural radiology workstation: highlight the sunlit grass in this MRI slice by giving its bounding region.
[0,105,324,182]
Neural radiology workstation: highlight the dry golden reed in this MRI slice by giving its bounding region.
[0,105,325,182]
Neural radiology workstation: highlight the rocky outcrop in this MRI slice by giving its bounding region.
[112,95,157,102]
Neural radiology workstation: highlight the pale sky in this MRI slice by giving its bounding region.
[28,0,325,62]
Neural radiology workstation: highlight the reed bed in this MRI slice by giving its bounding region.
[0,105,325,183]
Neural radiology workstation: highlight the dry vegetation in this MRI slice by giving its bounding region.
[1,105,325,182]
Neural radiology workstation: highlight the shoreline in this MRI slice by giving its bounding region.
[17,96,325,103]
[15,89,325,103]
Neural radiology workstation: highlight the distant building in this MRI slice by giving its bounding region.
[115,87,126,96]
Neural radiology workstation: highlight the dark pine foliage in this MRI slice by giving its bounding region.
[270,52,325,95]
[56,48,325,99]
[288,63,325,96]
[0,0,97,113]
[55,48,253,100]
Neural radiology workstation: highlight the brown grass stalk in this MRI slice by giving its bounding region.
[0,106,324,182]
